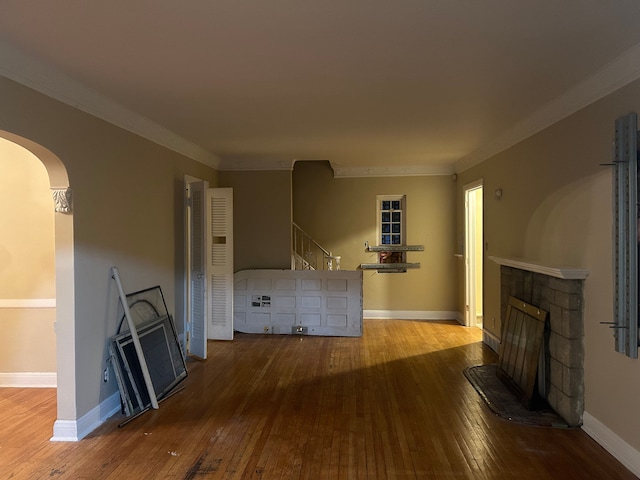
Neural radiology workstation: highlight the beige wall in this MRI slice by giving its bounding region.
[456,78,640,452]
[293,161,457,313]
[219,170,292,272]
[0,77,218,419]
[3,57,640,455]
[0,138,56,373]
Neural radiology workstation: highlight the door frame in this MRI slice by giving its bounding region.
[464,179,483,328]
[184,175,208,357]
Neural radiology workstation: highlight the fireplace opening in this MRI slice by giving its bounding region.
[499,264,585,427]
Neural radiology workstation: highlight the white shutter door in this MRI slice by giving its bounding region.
[189,180,207,358]
[207,187,234,340]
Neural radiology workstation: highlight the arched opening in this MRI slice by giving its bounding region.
[0,130,75,440]
[0,137,56,382]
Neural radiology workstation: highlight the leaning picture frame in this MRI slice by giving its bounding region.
[110,314,187,417]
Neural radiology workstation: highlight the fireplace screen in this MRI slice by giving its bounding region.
[497,296,548,408]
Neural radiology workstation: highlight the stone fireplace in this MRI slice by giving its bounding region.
[490,257,589,427]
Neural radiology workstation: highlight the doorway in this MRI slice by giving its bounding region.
[464,181,483,328]
[184,178,235,359]
[0,130,75,440]
[0,138,56,382]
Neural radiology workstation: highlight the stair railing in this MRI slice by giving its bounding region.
[292,222,340,270]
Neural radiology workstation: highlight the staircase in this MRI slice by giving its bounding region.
[292,222,340,271]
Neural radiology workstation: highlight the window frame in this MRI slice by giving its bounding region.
[376,194,406,263]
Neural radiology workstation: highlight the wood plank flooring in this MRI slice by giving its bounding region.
[0,319,636,479]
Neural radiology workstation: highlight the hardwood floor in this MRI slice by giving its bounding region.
[0,319,637,479]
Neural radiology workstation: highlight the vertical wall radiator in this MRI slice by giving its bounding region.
[613,112,639,358]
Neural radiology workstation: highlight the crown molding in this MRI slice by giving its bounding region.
[0,41,221,169]
[331,163,455,178]
[220,159,455,177]
[456,41,640,173]
[217,157,295,171]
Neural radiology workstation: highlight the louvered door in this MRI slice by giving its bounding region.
[206,188,234,340]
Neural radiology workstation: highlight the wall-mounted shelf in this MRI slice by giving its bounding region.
[361,242,424,273]
[360,262,421,270]
[365,244,424,252]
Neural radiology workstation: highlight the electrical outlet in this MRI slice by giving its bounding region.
[263,326,272,333]
[292,325,308,335]
[103,368,109,382]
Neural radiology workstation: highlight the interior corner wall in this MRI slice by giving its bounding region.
[0,76,218,420]
[293,161,457,314]
[218,169,293,272]
[455,78,640,454]
[0,138,56,374]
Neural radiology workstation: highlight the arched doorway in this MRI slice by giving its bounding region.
[0,138,56,381]
[0,130,76,440]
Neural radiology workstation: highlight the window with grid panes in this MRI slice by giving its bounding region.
[377,195,406,263]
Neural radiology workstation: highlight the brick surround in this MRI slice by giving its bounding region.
[500,265,585,426]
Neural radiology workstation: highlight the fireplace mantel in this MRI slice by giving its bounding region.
[489,256,590,280]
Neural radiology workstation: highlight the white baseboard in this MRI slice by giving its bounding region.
[0,372,57,388]
[51,391,121,442]
[50,420,80,442]
[363,310,458,321]
[482,330,500,353]
[582,411,640,477]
